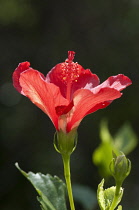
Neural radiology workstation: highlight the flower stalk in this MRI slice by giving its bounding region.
[53,130,77,210]
[62,154,75,210]
[109,184,123,210]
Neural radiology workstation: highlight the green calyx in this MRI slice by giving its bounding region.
[54,128,78,156]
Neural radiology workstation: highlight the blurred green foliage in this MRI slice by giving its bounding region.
[93,120,137,178]
[0,0,37,26]
[72,184,97,210]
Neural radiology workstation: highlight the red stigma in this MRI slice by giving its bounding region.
[67,51,75,62]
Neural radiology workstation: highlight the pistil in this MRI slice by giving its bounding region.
[60,51,80,101]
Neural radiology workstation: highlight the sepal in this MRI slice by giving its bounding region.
[54,128,78,155]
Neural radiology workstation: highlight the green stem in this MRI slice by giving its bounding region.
[62,154,75,210]
[109,184,121,210]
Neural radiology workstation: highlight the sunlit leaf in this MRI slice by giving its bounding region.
[97,179,106,210]
[117,205,122,210]
[15,163,67,210]
[97,179,123,210]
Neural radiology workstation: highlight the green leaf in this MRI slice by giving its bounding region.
[15,163,67,210]
[117,205,122,210]
[97,179,106,210]
[104,186,116,209]
[97,179,123,210]
[72,184,97,210]
[114,123,138,155]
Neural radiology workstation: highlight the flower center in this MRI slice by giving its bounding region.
[60,51,80,84]
[60,51,80,100]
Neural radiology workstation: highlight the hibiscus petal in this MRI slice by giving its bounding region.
[92,74,132,94]
[47,64,100,99]
[70,69,100,97]
[55,101,74,116]
[19,69,69,129]
[12,62,31,93]
[67,88,121,131]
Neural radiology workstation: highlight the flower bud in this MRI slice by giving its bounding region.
[109,152,131,186]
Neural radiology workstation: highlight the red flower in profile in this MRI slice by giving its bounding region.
[13,51,132,133]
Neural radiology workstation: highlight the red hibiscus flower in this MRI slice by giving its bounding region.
[13,51,132,133]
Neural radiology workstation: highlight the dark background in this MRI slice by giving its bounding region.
[0,0,139,209]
